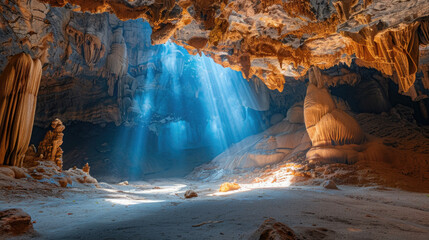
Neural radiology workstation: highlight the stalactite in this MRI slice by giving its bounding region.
[307,65,360,88]
[83,33,105,67]
[343,22,421,93]
[105,28,128,96]
[0,53,42,167]
[36,0,428,94]
[333,0,358,22]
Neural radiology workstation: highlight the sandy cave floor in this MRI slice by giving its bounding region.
[2,179,429,240]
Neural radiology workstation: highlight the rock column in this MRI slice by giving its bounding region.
[0,53,42,166]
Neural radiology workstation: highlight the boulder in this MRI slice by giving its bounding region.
[0,208,34,236]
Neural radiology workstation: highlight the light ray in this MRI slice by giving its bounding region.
[114,36,268,179]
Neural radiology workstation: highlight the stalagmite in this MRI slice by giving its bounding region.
[37,119,65,169]
[0,53,42,167]
[304,68,365,147]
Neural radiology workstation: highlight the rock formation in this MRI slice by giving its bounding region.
[304,68,365,147]
[82,163,90,174]
[37,119,65,169]
[343,22,421,93]
[21,118,97,187]
[0,53,42,167]
[303,67,366,164]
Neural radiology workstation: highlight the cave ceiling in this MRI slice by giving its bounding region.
[35,0,429,93]
[1,0,429,127]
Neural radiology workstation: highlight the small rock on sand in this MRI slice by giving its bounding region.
[118,181,129,185]
[249,218,296,240]
[322,180,338,190]
[219,182,241,192]
[184,190,198,198]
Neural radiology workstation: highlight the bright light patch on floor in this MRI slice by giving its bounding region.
[127,184,188,195]
[208,165,297,196]
[105,198,164,206]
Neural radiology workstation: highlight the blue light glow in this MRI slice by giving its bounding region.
[114,38,267,179]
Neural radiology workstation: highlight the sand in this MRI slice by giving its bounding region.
[1,178,429,240]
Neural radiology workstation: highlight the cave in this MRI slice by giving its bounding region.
[1,0,429,239]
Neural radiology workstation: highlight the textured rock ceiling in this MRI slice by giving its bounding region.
[39,0,429,92]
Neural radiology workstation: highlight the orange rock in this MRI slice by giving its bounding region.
[219,182,241,192]
[58,178,68,188]
[82,163,90,174]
